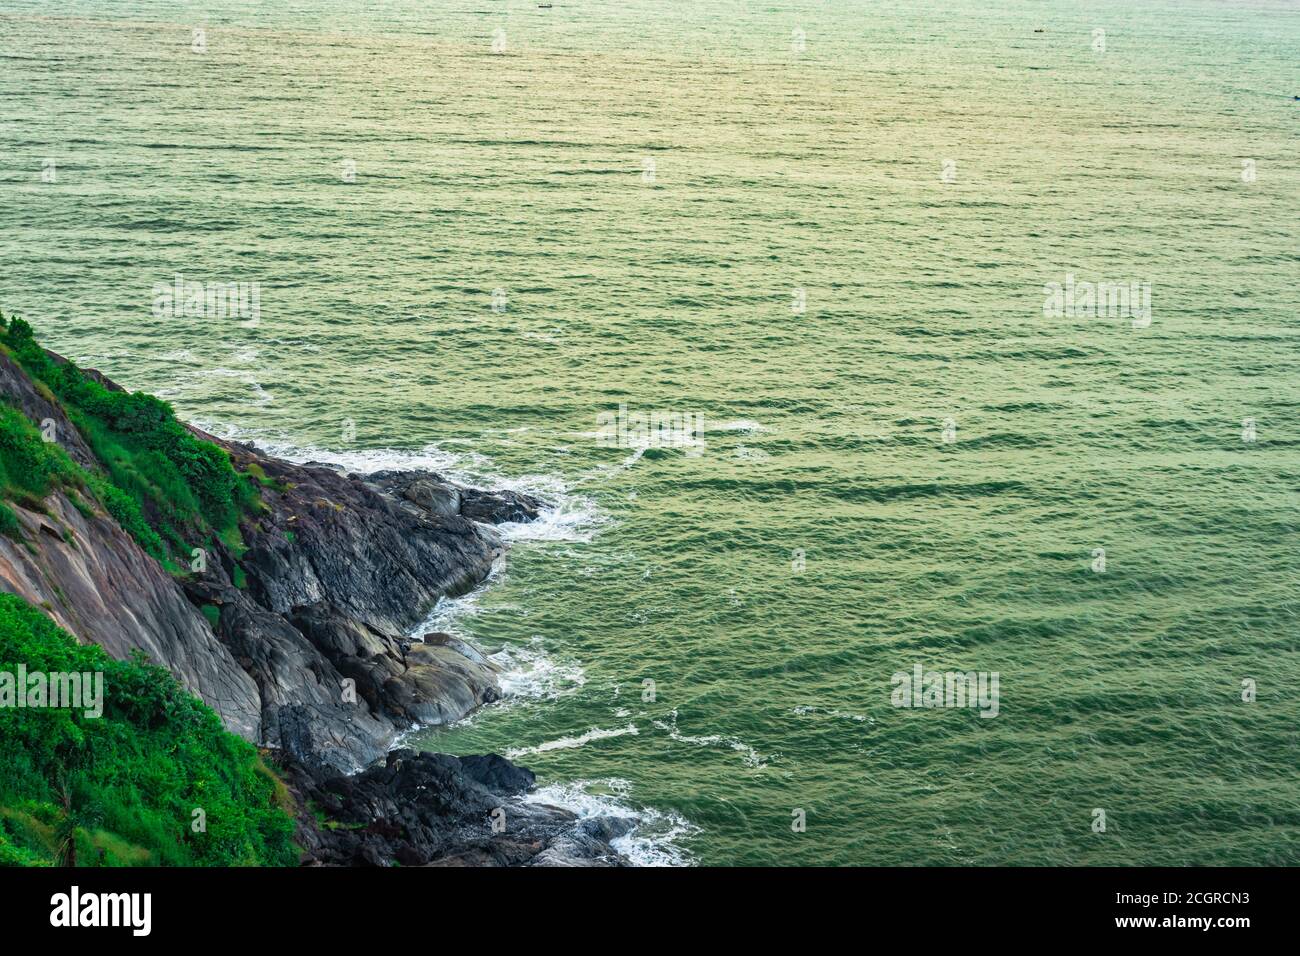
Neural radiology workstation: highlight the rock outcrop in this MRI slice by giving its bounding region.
[286,749,633,867]
[0,357,525,771]
[0,349,537,772]
[0,487,264,741]
[177,430,523,772]
[366,469,546,525]
[0,348,633,865]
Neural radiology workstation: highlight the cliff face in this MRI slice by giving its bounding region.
[0,487,265,740]
[0,349,541,774]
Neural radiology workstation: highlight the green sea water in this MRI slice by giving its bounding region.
[2,0,1298,865]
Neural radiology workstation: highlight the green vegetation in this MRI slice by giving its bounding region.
[0,502,21,540]
[199,604,221,631]
[0,592,297,866]
[0,312,261,566]
[0,381,166,559]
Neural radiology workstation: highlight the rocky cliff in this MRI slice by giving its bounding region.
[0,343,630,865]
[0,347,545,773]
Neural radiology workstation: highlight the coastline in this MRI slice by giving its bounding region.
[264,439,696,866]
[0,339,638,865]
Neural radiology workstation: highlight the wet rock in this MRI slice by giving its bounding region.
[459,487,546,524]
[382,641,500,726]
[366,469,547,525]
[401,478,461,518]
[281,751,629,868]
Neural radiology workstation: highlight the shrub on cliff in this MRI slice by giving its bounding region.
[0,592,297,866]
[0,401,167,559]
[0,313,259,561]
[0,406,73,496]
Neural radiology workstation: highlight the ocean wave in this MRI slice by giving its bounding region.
[410,554,507,637]
[505,723,637,759]
[174,366,274,407]
[652,708,773,769]
[189,426,606,544]
[496,492,604,544]
[791,705,873,724]
[411,581,587,706]
[523,778,699,867]
[707,419,766,433]
[490,637,587,701]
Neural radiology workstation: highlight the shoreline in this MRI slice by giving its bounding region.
[0,341,635,865]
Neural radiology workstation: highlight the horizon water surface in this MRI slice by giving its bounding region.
[1,0,1298,865]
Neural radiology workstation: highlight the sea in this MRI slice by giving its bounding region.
[1,0,1297,864]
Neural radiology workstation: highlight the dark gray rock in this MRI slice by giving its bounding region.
[283,750,629,867]
[459,487,546,524]
[366,469,547,525]
[182,431,513,772]
[401,478,461,517]
[459,753,536,793]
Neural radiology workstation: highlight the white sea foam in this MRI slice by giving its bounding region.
[190,425,606,545]
[792,705,873,724]
[410,555,507,637]
[490,637,587,701]
[495,493,602,544]
[181,366,274,407]
[652,708,772,769]
[505,723,637,759]
[523,779,699,867]
[707,419,766,433]
[412,585,587,706]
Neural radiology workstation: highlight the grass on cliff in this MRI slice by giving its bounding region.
[0,312,260,566]
[0,400,168,560]
[0,592,297,867]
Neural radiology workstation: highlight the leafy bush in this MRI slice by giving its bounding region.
[0,406,72,497]
[0,593,296,866]
[0,502,20,540]
[0,313,260,563]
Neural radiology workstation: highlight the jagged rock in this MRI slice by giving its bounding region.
[181,426,516,771]
[401,478,461,517]
[383,640,500,725]
[458,753,536,792]
[281,750,629,867]
[459,487,546,524]
[422,631,495,668]
[366,470,547,525]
